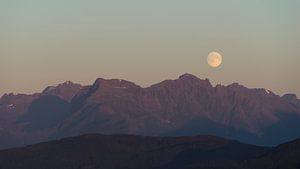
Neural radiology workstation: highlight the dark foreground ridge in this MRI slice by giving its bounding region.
[0,134,300,169]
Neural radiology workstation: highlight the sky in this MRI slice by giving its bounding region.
[1,0,300,97]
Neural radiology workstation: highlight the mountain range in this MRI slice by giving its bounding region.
[0,74,300,149]
[0,134,300,169]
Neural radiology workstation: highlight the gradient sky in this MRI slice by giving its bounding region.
[1,0,300,97]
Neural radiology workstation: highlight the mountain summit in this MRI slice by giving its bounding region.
[42,81,83,102]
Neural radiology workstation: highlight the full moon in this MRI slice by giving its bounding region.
[207,52,222,68]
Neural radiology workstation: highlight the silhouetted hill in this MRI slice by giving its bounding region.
[0,134,300,169]
[0,134,271,169]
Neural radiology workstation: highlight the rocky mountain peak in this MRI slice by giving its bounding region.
[92,78,140,91]
[178,73,199,80]
[178,73,211,87]
[42,81,83,102]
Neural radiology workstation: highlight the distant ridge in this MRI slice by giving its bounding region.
[0,74,300,149]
